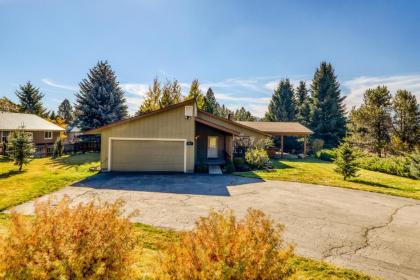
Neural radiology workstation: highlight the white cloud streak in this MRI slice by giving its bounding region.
[343,74,420,108]
[41,78,78,91]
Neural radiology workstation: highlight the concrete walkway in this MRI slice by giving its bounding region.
[9,173,420,280]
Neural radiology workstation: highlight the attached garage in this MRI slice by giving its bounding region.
[109,138,186,172]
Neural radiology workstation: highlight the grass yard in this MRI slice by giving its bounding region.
[235,158,420,200]
[0,153,99,211]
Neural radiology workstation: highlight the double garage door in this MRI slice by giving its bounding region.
[109,139,186,172]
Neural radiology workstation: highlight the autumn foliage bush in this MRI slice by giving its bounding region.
[158,209,294,280]
[0,198,138,280]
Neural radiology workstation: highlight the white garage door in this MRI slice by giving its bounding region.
[109,138,186,172]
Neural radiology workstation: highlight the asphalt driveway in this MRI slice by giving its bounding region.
[10,173,420,280]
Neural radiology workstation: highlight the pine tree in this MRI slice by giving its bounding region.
[0,97,20,112]
[310,62,346,147]
[160,80,183,108]
[15,81,46,116]
[203,88,219,114]
[7,126,35,171]
[295,81,311,126]
[348,86,392,157]
[334,141,359,180]
[392,90,420,151]
[217,104,233,118]
[58,99,74,124]
[265,79,296,121]
[187,79,204,109]
[75,61,128,131]
[139,78,161,114]
[234,107,257,121]
[49,110,57,120]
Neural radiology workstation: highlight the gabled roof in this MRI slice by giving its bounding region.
[85,99,196,134]
[236,121,313,136]
[0,112,65,131]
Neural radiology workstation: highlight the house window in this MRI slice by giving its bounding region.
[44,131,52,139]
[27,132,33,141]
[1,131,8,143]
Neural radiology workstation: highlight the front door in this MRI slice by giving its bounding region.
[207,136,218,158]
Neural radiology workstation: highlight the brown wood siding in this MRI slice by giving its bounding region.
[197,112,267,147]
[100,104,195,172]
[31,131,60,144]
[111,140,184,172]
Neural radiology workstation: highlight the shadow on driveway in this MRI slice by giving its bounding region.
[71,172,263,196]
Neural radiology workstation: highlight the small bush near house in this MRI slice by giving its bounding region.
[233,156,249,171]
[0,198,138,280]
[315,148,337,162]
[158,209,294,280]
[52,137,64,158]
[334,142,359,180]
[223,160,235,173]
[245,148,270,169]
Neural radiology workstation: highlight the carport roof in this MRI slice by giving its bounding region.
[237,121,313,136]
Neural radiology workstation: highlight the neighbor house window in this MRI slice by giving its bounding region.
[27,132,33,141]
[44,131,52,139]
[1,131,8,143]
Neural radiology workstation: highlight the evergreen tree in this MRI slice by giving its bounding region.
[310,62,346,147]
[15,81,46,116]
[295,81,311,126]
[392,90,420,151]
[0,97,20,112]
[234,107,257,121]
[203,88,219,114]
[265,79,295,121]
[139,78,162,114]
[217,104,233,118]
[75,61,128,131]
[334,141,359,180]
[58,99,74,123]
[187,79,204,109]
[348,86,392,157]
[7,126,35,171]
[52,137,64,158]
[49,110,57,120]
[160,80,183,108]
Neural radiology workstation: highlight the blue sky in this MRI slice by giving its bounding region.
[1,0,419,117]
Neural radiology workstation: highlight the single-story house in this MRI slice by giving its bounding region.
[0,112,65,156]
[86,99,312,173]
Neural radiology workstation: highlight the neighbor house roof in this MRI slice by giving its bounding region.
[237,121,313,136]
[0,112,65,131]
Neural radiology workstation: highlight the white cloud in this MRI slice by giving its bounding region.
[120,83,149,98]
[41,78,78,91]
[343,74,420,108]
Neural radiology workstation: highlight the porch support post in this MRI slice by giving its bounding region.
[304,135,307,156]
[280,135,284,158]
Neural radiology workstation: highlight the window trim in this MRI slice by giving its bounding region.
[44,131,53,140]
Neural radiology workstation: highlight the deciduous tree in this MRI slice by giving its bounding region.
[187,79,204,109]
[57,99,74,123]
[0,97,20,112]
[234,106,257,121]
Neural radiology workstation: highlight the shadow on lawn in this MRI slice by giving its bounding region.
[50,152,100,169]
[0,170,25,179]
[349,178,406,191]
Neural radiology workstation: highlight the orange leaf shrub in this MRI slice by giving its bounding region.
[158,208,294,279]
[0,198,138,280]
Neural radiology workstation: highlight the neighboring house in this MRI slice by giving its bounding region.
[86,99,312,173]
[0,112,65,156]
[66,126,82,143]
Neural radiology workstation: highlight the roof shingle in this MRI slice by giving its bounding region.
[0,112,65,131]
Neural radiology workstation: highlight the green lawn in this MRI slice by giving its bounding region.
[0,153,100,211]
[235,158,420,200]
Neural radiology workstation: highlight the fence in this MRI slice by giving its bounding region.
[64,141,100,154]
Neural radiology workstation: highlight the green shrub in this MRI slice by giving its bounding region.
[245,148,270,169]
[233,157,249,171]
[315,149,337,162]
[356,154,413,178]
[158,209,294,279]
[311,138,324,154]
[408,148,420,179]
[334,142,359,180]
[223,160,235,174]
[0,198,139,279]
[52,137,64,158]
